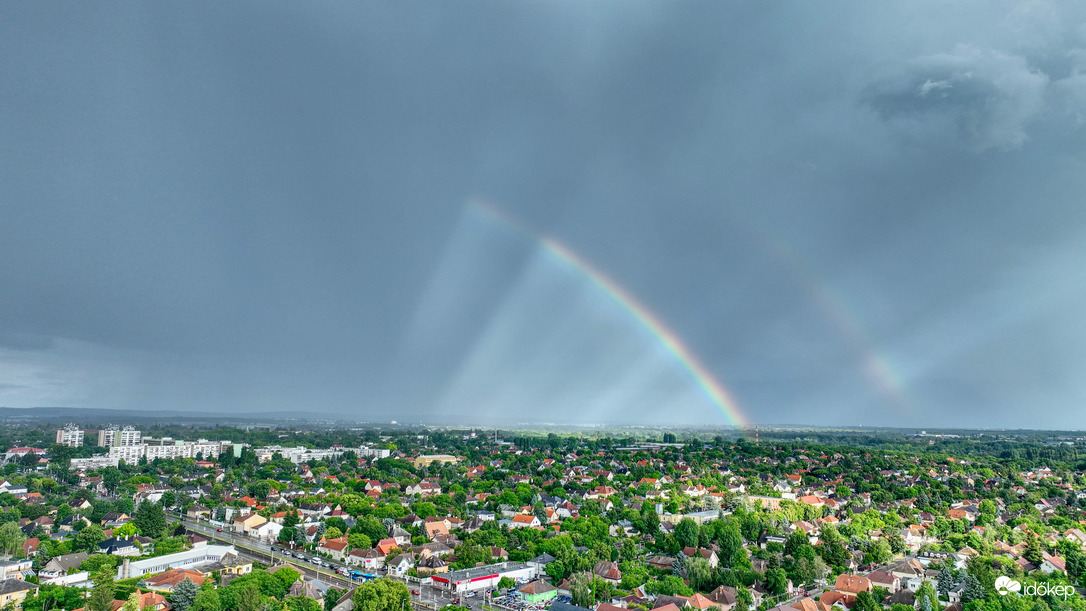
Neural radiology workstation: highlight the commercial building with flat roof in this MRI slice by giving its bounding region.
[413,454,460,468]
[430,562,534,593]
[116,545,235,579]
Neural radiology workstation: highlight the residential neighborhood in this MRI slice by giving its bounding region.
[0,425,1081,611]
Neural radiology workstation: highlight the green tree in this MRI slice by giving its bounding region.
[570,573,594,608]
[1024,537,1044,566]
[285,597,322,611]
[272,567,301,593]
[960,575,985,605]
[171,578,200,611]
[279,527,296,545]
[114,523,138,538]
[324,589,344,611]
[75,524,106,553]
[351,578,410,611]
[855,591,880,611]
[134,501,167,538]
[675,519,699,550]
[121,593,141,611]
[687,557,713,592]
[0,521,26,556]
[915,581,940,611]
[937,565,954,599]
[87,573,116,611]
[189,589,221,611]
[161,491,177,509]
[765,568,788,595]
[347,533,371,550]
[81,554,121,573]
[236,583,264,611]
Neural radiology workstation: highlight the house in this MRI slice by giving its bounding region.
[68,498,93,511]
[57,515,92,533]
[819,591,855,609]
[648,556,677,571]
[80,591,170,611]
[389,525,411,545]
[139,569,208,592]
[0,580,38,609]
[376,538,398,556]
[519,581,558,604]
[385,553,414,575]
[20,538,39,557]
[593,561,622,585]
[39,553,89,579]
[683,547,720,569]
[190,552,252,576]
[424,521,449,539]
[0,559,32,581]
[347,548,385,570]
[252,521,283,541]
[834,574,871,595]
[417,554,448,575]
[681,593,714,610]
[233,514,267,534]
[703,586,736,610]
[510,514,541,529]
[319,538,349,562]
[795,597,834,611]
[289,577,330,601]
[101,513,131,528]
[867,571,898,593]
[405,482,442,497]
[186,506,211,520]
[653,598,690,610]
[98,537,140,556]
[1040,552,1067,574]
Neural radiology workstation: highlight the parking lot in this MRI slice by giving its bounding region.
[487,591,572,611]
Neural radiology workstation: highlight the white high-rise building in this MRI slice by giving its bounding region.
[55,425,84,447]
[98,426,141,448]
[108,439,232,463]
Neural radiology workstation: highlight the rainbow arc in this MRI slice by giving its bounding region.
[470,199,751,430]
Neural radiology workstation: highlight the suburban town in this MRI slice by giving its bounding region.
[0,425,1078,611]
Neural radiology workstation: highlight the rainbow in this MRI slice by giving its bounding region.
[754,228,909,411]
[469,199,752,429]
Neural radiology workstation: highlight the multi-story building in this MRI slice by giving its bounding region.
[253,445,347,464]
[108,439,233,463]
[55,425,84,447]
[99,426,142,448]
[70,456,121,470]
[358,445,392,459]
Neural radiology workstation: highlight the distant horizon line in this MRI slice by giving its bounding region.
[0,406,1081,434]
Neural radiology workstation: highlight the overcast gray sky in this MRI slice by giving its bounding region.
[2,2,1086,428]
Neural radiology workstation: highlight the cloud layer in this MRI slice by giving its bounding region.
[2,1,1086,427]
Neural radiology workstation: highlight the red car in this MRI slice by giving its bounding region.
[411,590,419,596]
[216,528,223,532]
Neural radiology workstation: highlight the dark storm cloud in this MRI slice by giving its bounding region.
[2,1,1086,427]
[864,45,1048,151]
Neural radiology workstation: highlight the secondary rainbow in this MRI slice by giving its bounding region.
[470,199,752,429]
